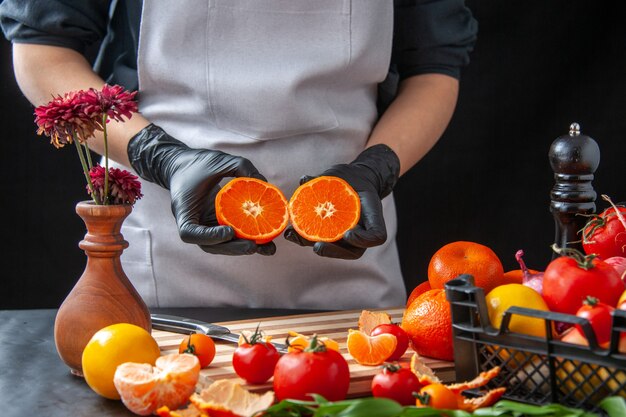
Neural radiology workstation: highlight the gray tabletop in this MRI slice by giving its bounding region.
[0,308,321,417]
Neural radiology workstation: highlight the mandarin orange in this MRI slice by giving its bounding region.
[215,177,289,244]
[427,241,505,294]
[114,353,201,416]
[346,329,397,366]
[401,289,453,361]
[406,281,431,307]
[288,176,360,242]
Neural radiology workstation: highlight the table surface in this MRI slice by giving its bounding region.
[0,307,331,417]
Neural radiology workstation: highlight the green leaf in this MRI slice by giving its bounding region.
[599,396,626,417]
[484,400,601,417]
[259,399,316,417]
[399,406,472,417]
[335,398,404,417]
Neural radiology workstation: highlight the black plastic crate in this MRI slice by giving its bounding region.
[445,274,626,413]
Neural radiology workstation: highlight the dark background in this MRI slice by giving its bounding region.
[1,1,624,309]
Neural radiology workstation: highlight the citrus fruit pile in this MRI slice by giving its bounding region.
[402,241,512,361]
[215,175,360,244]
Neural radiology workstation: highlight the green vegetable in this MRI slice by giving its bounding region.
[256,396,626,417]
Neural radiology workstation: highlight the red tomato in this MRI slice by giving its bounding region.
[582,205,626,260]
[178,333,216,368]
[232,341,280,384]
[574,296,615,346]
[415,383,459,409]
[371,363,423,406]
[370,324,409,361]
[273,340,349,401]
[542,249,623,315]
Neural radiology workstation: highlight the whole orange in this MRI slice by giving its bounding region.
[401,289,453,361]
[406,281,431,307]
[428,241,504,294]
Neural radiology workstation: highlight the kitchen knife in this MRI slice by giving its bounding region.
[150,313,288,353]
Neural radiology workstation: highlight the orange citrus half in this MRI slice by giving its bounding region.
[215,177,289,244]
[288,176,361,242]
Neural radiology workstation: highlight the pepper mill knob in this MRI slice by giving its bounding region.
[549,123,600,258]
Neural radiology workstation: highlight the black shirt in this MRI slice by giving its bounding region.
[0,0,477,97]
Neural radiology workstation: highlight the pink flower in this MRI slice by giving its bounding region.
[89,165,143,205]
[34,91,98,147]
[81,84,138,124]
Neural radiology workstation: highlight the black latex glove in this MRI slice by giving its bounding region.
[128,124,276,256]
[284,144,400,259]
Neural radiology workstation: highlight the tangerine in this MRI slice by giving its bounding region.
[346,329,397,366]
[215,177,288,244]
[406,281,432,307]
[401,289,453,361]
[428,241,505,294]
[114,353,201,415]
[288,176,360,242]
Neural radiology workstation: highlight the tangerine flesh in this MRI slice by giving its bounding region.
[288,176,360,242]
[215,177,289,244]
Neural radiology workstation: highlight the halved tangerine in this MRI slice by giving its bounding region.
[215,177,289,244]
[288,176,361,242]
[346,329,397,366]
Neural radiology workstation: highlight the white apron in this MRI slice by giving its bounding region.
[116,0,406,309]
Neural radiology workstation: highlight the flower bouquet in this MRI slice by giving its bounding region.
[34,85,151,376]
[34,84,142,205]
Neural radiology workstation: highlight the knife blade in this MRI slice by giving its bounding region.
[150,313,288,353]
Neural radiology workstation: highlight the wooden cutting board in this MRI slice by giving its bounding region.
[153,307,455,398]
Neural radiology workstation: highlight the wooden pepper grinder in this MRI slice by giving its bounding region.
[549,122,600,258]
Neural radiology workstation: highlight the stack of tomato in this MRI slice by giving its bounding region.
[542,198,626,348]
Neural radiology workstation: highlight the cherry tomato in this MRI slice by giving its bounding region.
[232,340,280,384]
[178,333,216,368]
[371,363,423,406]
[575,296,615,346]
[415,383,459,409]
[273,336,349,401]
[370,324,409,361]
[582,204,626,260]
[542,247,623,315]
